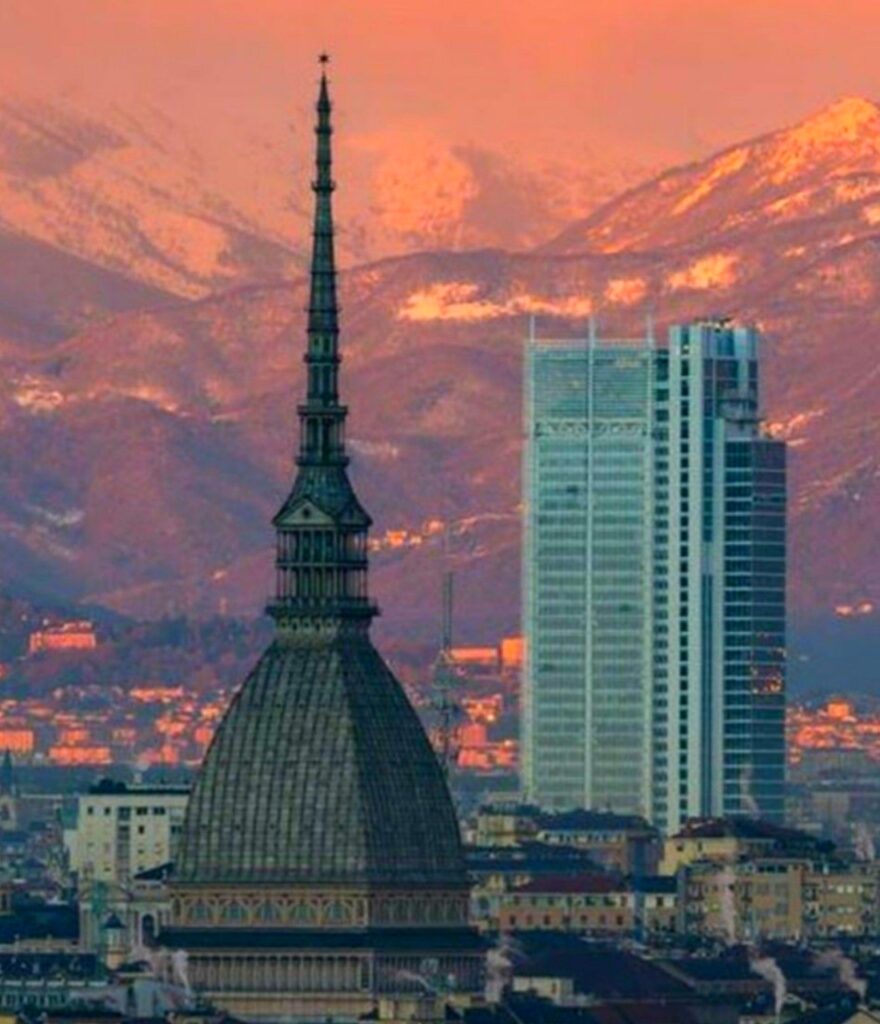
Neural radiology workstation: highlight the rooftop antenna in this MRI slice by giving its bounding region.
[431,529,463,777]
[646,310,655,349]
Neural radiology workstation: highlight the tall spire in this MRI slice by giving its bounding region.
[269,57,375,630]
[300,54,346,467]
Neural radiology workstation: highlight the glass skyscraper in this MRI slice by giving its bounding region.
[522,334,657,816]
[523,320,786,832]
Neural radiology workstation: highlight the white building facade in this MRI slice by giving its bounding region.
[65,780,189,885]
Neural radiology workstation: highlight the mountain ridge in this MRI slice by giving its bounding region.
[544,95,880,256]
[0,96,879,662]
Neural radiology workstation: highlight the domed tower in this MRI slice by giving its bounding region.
[163,59,483,1021]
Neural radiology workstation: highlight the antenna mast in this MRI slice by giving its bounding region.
[432,551,462,776]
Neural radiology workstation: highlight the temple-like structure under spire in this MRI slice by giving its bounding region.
[268,62,374,630]
[165,61,483,1021]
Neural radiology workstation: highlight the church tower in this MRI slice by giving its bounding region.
[164,60,483,1022]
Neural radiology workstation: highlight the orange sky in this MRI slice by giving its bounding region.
[3,1,880,256]
[4,0,880,157]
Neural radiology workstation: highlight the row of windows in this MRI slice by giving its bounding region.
[86,804,172,817]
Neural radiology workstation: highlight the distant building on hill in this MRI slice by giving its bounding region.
[452,646,500,668]
[522,319,786,830]
[0,729,34,756]
[500,635,525,671]
[28,619,97,654]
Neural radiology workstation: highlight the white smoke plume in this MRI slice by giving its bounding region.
[751,956,787,1019]
[149,948,168,983]
[717,866,737,945]
[124,948,190,1012]
[854,822,876,862]
[395,969,436,994]
[739,766,759,815]
[171,949,192,1001]
[486,934,523,1003]
[814,949,867,1001]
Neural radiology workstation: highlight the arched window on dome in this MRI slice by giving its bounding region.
[255,901,281,924]
[323,899,349,924]
[189,899,211,924]
[291,901,316,925]
[221,900,247,923]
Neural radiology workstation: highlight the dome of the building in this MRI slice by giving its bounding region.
[175,636,466,887]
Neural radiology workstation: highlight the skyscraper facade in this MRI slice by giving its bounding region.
[522,334,657,816]
[523,320,786,833]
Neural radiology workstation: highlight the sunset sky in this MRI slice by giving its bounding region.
[0,1,879,635]
[3,0,880,255]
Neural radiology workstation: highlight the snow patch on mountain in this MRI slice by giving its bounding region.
[26,505,85,528]
[605,277,647,305]
[397,282,593,322]
[766,97,880,184]
[348,439,401,460]
[673,148,749,215]
[667,253,738,291]
[13,377,65,413]
[0,95,297,299]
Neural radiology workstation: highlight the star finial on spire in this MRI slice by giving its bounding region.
[319,52,330,67]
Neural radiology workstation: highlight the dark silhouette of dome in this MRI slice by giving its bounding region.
[175,637,465,887]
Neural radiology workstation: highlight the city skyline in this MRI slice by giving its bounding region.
[1,13,880,1022]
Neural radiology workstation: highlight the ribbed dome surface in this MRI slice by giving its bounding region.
[174,636,466,887]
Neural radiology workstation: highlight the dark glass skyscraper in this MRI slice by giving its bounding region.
[524,320,786,832]
[657,321,786,829]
